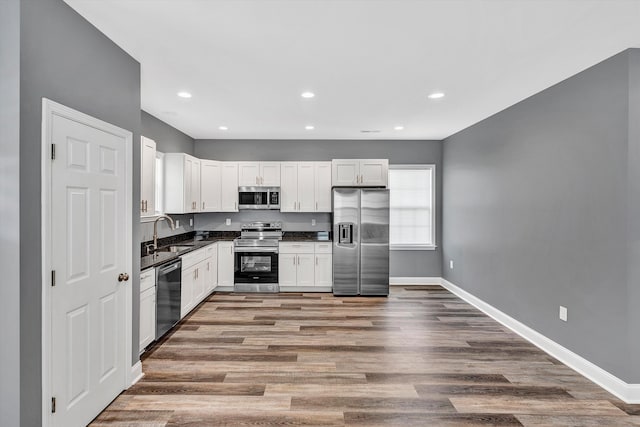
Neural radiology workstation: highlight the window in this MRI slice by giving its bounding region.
[154,151,164,215]
[389,165,435,250]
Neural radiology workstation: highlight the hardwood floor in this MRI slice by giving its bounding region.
[92,286,640,426]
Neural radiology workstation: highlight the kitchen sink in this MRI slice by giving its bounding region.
[156,245,194,253]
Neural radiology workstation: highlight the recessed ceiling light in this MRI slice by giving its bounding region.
[218,126,228,131]
[394,126,404,131]
[301,91,315,99]
[428,92,445,99]
[177,91,192,98]
[305,125,315,130]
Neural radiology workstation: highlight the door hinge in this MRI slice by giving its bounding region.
[51,270,56,287]
[51,144,56,160]
[51,397,56,413]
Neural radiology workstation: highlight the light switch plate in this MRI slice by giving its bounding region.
[226,218,231,226]
[559,306,568,322]
[175,220,180,228]
[311,219,316,226]
[449,260,454,269]
[189,218,193,227]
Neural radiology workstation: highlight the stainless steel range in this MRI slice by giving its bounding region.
[233,221,282,293]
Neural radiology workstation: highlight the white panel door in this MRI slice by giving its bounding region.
[140,136,155,216]
[201,160,221,212]
[297,162,315,212]
[260,162,281,186]
[278,254,297,286]
[314,254,333,287]
[220,162,239,212]
[315,162,332,212]
[190,158,201,212]
[296,254,315,286]
[360,159,388,187]
[332,159,358,186]
[280,162,298,212]
[50,114,127,427]
[217,242,235,286]
[238,162,260,186]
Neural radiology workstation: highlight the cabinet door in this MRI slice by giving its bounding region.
[238,162,260,186]
[360,159,388,187]
[297,162,315,212]
[181,265,196,318]
[183,156,194,212]
[278,253,297,286]
[217,242,235,286]
[140,136,156,216]
[280,162,298,212]
[191,158,201,212]
[296,253,315,286]
[208,245,218,291]
[201,160,221,212]
[192,262,206,305]
[260,162,281,186]
[315,162,332,212]
[139,286,156,352]
[314,253,333,287]
[332,159,358,186]
[221,162,239,212]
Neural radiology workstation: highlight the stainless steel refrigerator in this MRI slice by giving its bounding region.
[333,188,389,296]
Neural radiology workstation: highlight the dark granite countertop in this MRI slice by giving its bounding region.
[281,231,332,242]
[140,231,239,271]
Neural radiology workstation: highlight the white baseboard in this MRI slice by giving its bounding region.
[440,277,640,404]
[129,361,143,387]
[390,277,442,285]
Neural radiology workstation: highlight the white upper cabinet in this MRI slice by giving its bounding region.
[220,162,239,212]
[280,161,332,212]
[164,153,201,213]
[331,159,388,187]
[200,160,221,212]
[140,136,156,217]
[238,161,281,186]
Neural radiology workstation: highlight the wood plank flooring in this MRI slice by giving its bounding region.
[92,286,640,426]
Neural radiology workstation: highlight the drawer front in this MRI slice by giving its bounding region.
[181,247,207,269]
[140,269,155,292]
[314,242,333,254]
[279,242,314,254]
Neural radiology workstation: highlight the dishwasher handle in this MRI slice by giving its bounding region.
[158,260,181,275]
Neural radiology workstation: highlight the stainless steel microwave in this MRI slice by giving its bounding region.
[238,187,280,210]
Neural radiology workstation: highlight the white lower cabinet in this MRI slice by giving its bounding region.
[180,244,218,319]
[217,241,235,286]
[139,269,156,353]
[279,242,332,288]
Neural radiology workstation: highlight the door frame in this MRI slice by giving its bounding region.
[40,98,133,426]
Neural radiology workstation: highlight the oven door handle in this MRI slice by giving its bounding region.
[234,247,279,253]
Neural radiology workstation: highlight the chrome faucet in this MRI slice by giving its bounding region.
[151,214,176,254]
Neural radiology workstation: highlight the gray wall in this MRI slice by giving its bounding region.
[1,0,21,424]
[142,110,195,155]
[195,139,443,277]
[443,50,638,382]
[19,1,141,425]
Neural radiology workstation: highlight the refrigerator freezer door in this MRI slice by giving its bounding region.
[332,188,360,295]
[360,189,389,296]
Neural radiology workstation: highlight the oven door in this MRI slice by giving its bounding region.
[234,248,278,284]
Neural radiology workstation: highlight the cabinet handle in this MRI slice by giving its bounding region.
[202,201,205,210]
[316,256,318,266]
[141,200,145,212]
[293,256,295,266]
[316,201,318,211]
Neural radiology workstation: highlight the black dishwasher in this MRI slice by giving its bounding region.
[155,259,182,339]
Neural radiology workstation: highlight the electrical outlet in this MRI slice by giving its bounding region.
[189,218,193,227]
[449,260,454,269]
[225,218,231,226]
[175,220,180,228]
[311,219,316,226]
[559,306,568,322]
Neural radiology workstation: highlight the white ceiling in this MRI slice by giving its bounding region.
[64,0,640,140]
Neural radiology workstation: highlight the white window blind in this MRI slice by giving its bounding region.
[389,165,435,250]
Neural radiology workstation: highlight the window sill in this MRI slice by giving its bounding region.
[390,245,437,251]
